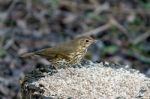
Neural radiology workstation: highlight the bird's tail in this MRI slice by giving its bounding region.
[20,52,35,58]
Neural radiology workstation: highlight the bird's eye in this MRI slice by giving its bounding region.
[85,40,89,42]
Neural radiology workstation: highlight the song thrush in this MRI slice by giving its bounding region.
[21,36,96,69]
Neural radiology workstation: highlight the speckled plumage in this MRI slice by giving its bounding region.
[22,36,95,69]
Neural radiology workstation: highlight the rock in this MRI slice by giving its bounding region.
[20,61,150,99]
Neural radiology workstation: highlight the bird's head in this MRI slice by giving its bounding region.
[75,36,96,49]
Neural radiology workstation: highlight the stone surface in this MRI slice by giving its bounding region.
[21,61,150,99]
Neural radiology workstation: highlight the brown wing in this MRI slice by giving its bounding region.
[34,47,72,60]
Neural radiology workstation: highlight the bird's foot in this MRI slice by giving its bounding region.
[66,68,76,75]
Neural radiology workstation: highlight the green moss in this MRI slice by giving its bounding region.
[127,16,144,33]
[0,48,6,58]
[4,19,16,27]
[144,2,150,9]
[86,13,107,22]
[139,0,150,10]
[101,45,119,55]
[109,26,118,33]
[129,16,144,26]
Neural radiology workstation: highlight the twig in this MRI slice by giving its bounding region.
[120,50,150,64]
[94,3,110,15]
[4,39,14,50]
[132,31,150,44]
[26,0,32,12]
[76,16,129,37]
[76,23,111,37]
[109,17,128,36]
[7,0,18,13]
[59,0,94,12]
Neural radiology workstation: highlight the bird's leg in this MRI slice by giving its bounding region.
[50,65,59,73]
[54,65,59,71]
[65,64,75,75]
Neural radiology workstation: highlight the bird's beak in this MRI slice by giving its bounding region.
[93,39,97,43]
[89,35,97,43]
[95,40,98,42]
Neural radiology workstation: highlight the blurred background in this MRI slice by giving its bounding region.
[0,0,150,98]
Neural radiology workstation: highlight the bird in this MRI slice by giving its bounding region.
[21,36,96,70]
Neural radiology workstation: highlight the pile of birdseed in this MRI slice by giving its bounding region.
[32,62,150,99]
